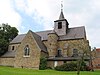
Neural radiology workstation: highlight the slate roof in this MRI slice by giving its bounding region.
[59,26,85,40]
[30,30,47,52]
[10,26,85,44]
[1,51,15,58]
[36,30,52,40]
[10,34,26,44]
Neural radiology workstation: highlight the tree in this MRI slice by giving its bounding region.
[0,39,8,55]
[0,23,18,56]
[39,57,47,70]
[76,40,91,75]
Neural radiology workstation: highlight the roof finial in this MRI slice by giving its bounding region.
[61,0,63,12]
[59,0,65,20]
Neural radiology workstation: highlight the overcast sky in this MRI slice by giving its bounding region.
[0,0,100,48]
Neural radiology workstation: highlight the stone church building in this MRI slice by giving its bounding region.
[0,10,91,69]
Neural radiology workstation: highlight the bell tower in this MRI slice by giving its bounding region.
[54,1,69,36]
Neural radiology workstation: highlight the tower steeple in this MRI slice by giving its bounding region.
[54,0,69,36]
[59,11,65,20]
[59,0,65,20]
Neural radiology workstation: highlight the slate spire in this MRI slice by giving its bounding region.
[59,0,65,20]
[59,11,65,20]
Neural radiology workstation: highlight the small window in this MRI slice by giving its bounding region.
[56,48,62,57]
[12,46,14,50]
[58,49,61,56]
[58,22,62,29]
[24,45,30,56]
[72,49,78,57]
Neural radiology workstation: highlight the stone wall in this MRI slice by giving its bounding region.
[45,38,90,68]
[8,44,20,51]
[47,61,54,68]
[40,51,48,58]
[0,58,14,67]
[43,39,90,57]
[47,33,58,57]
[58,39,90,57]
[14,31,41,69]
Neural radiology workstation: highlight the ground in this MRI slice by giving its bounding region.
[0,66,100,75]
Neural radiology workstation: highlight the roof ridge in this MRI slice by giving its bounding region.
[69,26,85,29]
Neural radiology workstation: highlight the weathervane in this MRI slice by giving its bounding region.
[61,0,63,12]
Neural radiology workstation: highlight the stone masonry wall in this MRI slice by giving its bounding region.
[0,58,14,67]
[8,44,20,51]
[47,33,58,57]
[43,39,90,57]
[14,31,41,69]
[58,39,90,57]
[44,38,90,68]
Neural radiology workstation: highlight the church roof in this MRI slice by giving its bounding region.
[10,26,86,44]
[30,30,47,52]
[10,34,26,44]
[1,51,15,58]
[59,11,65,20]
[59,26,86,40]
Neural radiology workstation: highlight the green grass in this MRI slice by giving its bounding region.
[0,66,100,75]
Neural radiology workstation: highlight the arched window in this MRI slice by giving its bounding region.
[12,46,15,50]
[24,45,30,56]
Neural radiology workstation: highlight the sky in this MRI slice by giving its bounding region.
[0,0,100,48]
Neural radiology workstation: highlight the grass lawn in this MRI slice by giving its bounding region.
[0,66,100,75]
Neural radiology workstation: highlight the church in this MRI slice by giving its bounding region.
[0,7,91,69]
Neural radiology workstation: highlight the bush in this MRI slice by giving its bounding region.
[55,62,88,71]
[80,61,87,71]
[39,57,47,70]
[55,62,77,71]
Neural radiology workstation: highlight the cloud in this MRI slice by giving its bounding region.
[0,0,100,48]
[12,0,62,30]
[12,0,100,48]
[0,0,22,30]
[62,0,100,48]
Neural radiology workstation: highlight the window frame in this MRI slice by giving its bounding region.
[58,22,62,29]
[12,46,15,50]
[72,49,78,57]
[23,45,30,57]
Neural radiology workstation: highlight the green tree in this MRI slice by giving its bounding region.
[39,57,47,70]
[76,41,91,75]
[0,23,18,56]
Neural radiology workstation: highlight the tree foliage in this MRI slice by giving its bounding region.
[39,57,47,70]
[0,23,18,56]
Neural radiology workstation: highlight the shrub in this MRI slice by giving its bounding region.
[80,61,87,71]
[55,62,77,71]
[55,61,88,71]
[39,57,47,70]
